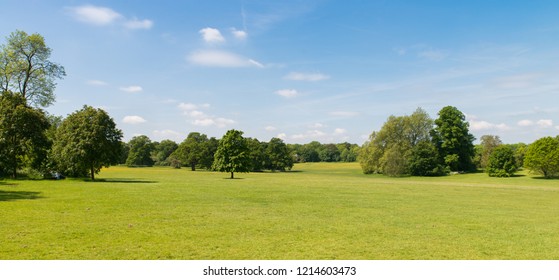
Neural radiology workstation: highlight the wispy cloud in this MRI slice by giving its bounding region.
[67,5,152,30]
[231,28,248,40]
[187,50,263,68]
[153,129,183,141]
[122,115,147,124]
[86,80,108,86]
[329,111,358,117]
[284,72,330,81]
[418,49,448,61]
[275,89,298,98]
[119,86,143,93]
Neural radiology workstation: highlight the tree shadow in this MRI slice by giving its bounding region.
[0,190,42,202]
[532,176,559,180]
[83,178,158,183]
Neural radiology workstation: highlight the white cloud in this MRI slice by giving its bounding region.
[68,5,152,30]
[86,80,108,86]
[469,119,510,131]
[153,129,183,141]
[199,27,225,43]
[124,18,153,30]
[68,5,122,26]
[492,74,539,89]
[119,86,143,93]
[231,28,248,40]
[277,133,287,140]
[284,72,330,82]
[265,126,277,131]
[178,102,235,128]
[310,123,325,129]
[330,111,359,117]
[537,119,553,128]
[334,128,347,135]
[275,89,298,98]
[122,115,146,124]
[518,120,534,127]
[187,50,263,68]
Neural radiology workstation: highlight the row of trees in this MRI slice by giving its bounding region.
[359,106,559,178]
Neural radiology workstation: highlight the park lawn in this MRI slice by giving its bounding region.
[1,163,559,260]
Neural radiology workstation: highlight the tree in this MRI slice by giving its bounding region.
[408,141,446,176]
[0,91,49,178]
[172,132,209,171]
[524,137,559,178]
[246,138,266,171]
[51,105,122,180]
[360,107,436,176]
[126,135,155,167]
[266,137,294,171]
[319,143,341,162]
[431,106,476,172]
[212,129,251,179]
[486,145,517,177]
[152,139,178,166]
[0,30,65,107]
[479,135,503,169]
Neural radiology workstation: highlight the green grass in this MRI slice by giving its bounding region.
[1,163,559,259]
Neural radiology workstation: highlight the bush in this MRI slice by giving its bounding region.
[487,145,517,177]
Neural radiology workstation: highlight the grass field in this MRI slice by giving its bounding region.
[1,163,559,260]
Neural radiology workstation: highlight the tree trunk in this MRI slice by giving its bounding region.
[230,172,234,179]
[90,165,95,181]
[191,163,196,171]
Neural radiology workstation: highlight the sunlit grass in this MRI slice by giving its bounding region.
[1,163,558,259]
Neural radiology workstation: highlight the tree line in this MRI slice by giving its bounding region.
[359,106,559,178]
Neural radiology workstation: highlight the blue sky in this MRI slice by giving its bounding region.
[2,1,559,144]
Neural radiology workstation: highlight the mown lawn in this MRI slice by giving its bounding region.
[1,163,558,259]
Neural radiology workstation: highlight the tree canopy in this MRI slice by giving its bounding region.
[51,105,122,180]
[0,30,65,107]
[524,136,559,178]
[126,135,155,167]
[0,91,50,178]
[212,129,251,179]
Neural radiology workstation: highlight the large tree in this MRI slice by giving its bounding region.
[0,91,49,178]
[524,136,559,178]
[51,105,122,180]
[126,135,155,167]
[431,106,476,172]
[212,129,251,179]
[152,139,178,166]
[360,107,436,176]
[172,132,210,171]
[478,135,503,169]
[266,137,294,171]
[0,30,65,107]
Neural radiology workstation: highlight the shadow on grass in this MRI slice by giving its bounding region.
[83,178,158,184]
[532,176,559,180]
[0,190,42,202]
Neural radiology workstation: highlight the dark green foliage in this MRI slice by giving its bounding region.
[171,132,215,171]
[246,138,267,171]
[319,143,341,162]
[266,137,294,171]
[524,137,559,178]
[478,135,503,169]
[431,106,476,172]
[0,30,65,107]
[0,91,50,178]
[408,141,446,176]
[152,140,178,166]
[51,105,122,180]
[212,129,251,179]
[487,145,517,177]
[126,135,155,167]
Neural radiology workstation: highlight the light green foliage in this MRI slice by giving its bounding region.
[212,129,251,178]
[487,145,517,177]
[0,91,50,178]
[431,106,476,172]
[126,135,155,167]
[266,137,294,171]
[360,107,436,176]
[524,136,559,178]
[0,30,65,107]
[479,135,503,169]
[51,105,122,180]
